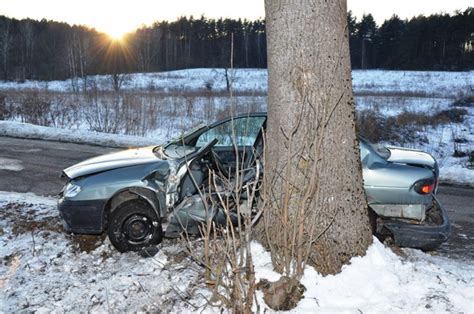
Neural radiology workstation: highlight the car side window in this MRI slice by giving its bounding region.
[196,116,266,147]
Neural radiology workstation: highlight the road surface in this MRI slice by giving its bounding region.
[0,136,472,259]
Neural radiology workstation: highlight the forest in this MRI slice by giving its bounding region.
[0,8,473,82]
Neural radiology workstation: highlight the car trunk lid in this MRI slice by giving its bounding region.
[387,146,436,169]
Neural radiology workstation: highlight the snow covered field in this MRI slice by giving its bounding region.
[0,68,472,98]
[1,192,473,312]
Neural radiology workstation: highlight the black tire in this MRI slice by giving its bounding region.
[107,199,162,252]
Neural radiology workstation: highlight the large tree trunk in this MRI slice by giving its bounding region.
[262,0,372,276]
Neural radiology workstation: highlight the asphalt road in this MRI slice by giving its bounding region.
[436,185,474,260]
[0,136,473,259]
[0,136,118,196]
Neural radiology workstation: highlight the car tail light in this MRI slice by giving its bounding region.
[414,179,435,195]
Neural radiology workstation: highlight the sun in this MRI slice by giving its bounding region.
[101,22,131,41]
[106,28,128,41]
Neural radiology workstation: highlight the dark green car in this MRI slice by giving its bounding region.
[59,113,450,252]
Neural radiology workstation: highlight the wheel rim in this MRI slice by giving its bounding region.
[122,214,153,243]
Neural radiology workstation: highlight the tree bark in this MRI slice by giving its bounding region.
[262,0,372,276]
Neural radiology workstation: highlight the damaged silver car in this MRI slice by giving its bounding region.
[58,113,450,252]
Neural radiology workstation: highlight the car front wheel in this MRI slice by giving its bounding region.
[108,199,163,252]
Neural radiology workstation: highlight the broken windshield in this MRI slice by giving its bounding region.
[166,123,207,146]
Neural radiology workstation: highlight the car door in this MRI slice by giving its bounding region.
[194,115,266,173]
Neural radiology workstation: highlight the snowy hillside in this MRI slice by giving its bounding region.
[0,68,472,98]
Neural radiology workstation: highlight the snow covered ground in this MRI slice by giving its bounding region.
[0,121,158,148]
[253,240,474,312]
[0,68,267,94]
[1,192,473,312]
[0,192,202,312]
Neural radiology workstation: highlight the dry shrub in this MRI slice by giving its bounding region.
[83,92,163,136]
[121,94,159,136]
[452,96,474,108]
[83,93,122,133]
[468,151,474,168]
[0,93,10,120]
[0,88,267,138]
[395,109,467,126]
[48,97,81,129]
[357,108,468,144]
[433,108,467,124]
[17,92,52,126]
[180,134,265,312]
[354,90,432,98]
[193,167,262,313]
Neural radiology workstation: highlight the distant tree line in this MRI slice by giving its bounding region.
[0,9,472,82]
[348,9,474,70]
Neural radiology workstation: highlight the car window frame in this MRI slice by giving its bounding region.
[167,113,267,148]
[194,115,266,148]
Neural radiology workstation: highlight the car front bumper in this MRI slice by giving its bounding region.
[379,196,450,250]
[58,198,107,234]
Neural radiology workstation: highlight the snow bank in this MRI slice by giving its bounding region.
[0,192,199,312]
[0,191,56,206]
[440,163,474,187]
[253,239,474,312]
[0,121,158,148]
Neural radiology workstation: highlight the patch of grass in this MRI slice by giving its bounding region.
[433,108,467,124]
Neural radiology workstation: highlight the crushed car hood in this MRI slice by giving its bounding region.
[387,146,436,168]
[63,146,160,179]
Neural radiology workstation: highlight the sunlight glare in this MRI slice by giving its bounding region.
[102,23,130,40]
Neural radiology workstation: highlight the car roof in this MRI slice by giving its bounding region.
[207,112,267,128]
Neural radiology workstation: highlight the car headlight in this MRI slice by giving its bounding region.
[64,182,82,198]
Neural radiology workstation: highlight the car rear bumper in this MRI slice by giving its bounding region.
[58,198,106,234]
[379,196,450,250]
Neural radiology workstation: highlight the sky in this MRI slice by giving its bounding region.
[1,0,472,38]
